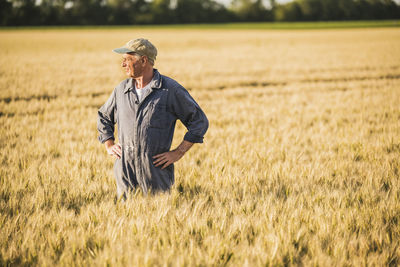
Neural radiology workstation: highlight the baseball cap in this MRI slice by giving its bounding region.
[113,38,157,62]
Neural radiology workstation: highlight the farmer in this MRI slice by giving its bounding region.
[97,38,209,198]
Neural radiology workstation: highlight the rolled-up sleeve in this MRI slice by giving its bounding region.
[171,86,209,143]
[97,89,117,143]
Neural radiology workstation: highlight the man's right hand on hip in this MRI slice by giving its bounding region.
[105,139,122,159]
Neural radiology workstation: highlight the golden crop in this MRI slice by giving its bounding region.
[1,28,399,266]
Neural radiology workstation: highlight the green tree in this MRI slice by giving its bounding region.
[7,0,42,25]
[230,0,273,21]
[0,0,13,25]
[150,0,177,24]
[275,1,303,21]
[274,0,400,21]
[175,0,231,23]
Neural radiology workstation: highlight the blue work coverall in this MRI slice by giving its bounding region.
[97,69,209,196]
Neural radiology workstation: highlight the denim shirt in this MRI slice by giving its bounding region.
[97,69,209,195]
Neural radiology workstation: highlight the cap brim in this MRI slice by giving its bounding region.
[112,47,134,54]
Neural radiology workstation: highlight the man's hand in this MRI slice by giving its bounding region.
[153,140,194,169]
[105,139,122,159]
[153,149,184,169]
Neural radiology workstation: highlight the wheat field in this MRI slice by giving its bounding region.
[1,27,400,266]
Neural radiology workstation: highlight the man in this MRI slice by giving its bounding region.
[97,38,209,198]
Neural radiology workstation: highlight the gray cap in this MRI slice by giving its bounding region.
[113,38,157,62]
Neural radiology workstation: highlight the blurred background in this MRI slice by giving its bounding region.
[1,0,400,26]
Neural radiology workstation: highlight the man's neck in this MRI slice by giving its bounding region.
[134,68,154,89]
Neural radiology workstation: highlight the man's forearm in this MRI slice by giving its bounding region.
[153,140,194,169]
[175,140,193,155]
[104,139,115,149]
[104,139,122,159]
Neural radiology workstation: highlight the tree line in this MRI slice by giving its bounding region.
[1,0,399,26]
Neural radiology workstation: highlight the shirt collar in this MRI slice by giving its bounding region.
[124,69,162,93]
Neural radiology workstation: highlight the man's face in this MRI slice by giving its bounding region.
[121,53,144,78]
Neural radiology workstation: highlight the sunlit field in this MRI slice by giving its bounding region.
[1,27,400,266]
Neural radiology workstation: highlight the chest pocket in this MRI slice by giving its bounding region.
[148,102,169,129]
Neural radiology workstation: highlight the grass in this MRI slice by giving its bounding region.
[0,28,400,266]
[0,20,399,31]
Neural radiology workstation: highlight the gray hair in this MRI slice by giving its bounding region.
[129,52,154,66]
